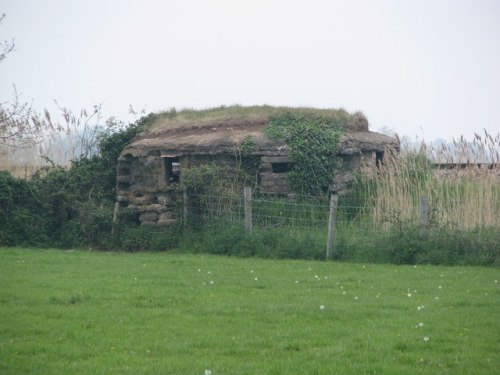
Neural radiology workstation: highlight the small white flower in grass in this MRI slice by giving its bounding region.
[423,336,430,342]
[254,277,258,281]
[250,270,254,273]
[315,275,319,279]
[354,296,359,300]
[495,280,498,283]
[295,280,299,284]
[198,269,201,272]
[418,322,424,327]
[342,291,346,295]
[435,296,440,300]
[209,280,214,285]
[407,293,412,297]
[320,305,325,310]
[204,370,212,375]
[438,285,442,289]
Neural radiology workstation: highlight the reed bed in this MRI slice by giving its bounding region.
[358,130,500,230]
[0,104,107,178]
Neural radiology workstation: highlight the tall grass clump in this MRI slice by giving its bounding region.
[356,130,500,230]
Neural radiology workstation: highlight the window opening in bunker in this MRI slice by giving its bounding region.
[271,162,291,173]
[164,157,180,184]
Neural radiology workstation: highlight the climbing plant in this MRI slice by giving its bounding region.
[237,135,260,188]
[239,135,256,155]
[265,112,343,196]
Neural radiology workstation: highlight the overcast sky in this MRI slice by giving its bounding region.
[1,0,499,141]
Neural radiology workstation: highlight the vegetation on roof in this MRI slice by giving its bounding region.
[148,105,369,132]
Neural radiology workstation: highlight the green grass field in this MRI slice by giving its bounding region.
[1,248,499,374]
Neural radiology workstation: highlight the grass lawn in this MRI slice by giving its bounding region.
[0,248,499,374]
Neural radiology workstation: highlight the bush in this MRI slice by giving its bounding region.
[0,115,149,249]
[185,226,325,260]
[336,224,500,266]
[0,171,49,246]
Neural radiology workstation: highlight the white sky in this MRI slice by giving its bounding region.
[1,0,499,141]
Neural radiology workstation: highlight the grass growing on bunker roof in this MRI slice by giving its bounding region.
[146,105,369,133]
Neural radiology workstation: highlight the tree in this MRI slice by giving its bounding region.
[0,13,47,148]
[0,13,15,62]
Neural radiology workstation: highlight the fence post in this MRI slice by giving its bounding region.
[326,194,338,260]
[111,201,120,239]
[183,186,189,227]
[244,186,253,233]
[419,195,428,236]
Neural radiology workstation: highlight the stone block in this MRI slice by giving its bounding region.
[156,219,176,226]
[157,195,171,205]
[159,212,175,221]
[117,175,132,183]
[139,211,158,222]
[131,195,153,205]
[143,204,168,213]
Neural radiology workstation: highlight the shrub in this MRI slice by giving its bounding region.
[0,171,49,246]
[336,224,499,266]
[0,115,149,249]
[185,225,325,260]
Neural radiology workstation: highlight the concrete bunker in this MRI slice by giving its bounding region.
[116,106,399,226]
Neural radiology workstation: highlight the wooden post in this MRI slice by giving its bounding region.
[419,195,428,236]
[244,186,253,233]
[183,187,189,227]
[111,201,120,239]
[326,194,338,260]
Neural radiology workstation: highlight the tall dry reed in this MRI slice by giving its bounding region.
[359,130,500,230]
[0,104,107,178]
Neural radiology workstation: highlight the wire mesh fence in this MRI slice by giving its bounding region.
[185,189,500,256]
[188,193,334,229]
[112,188,499,264]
